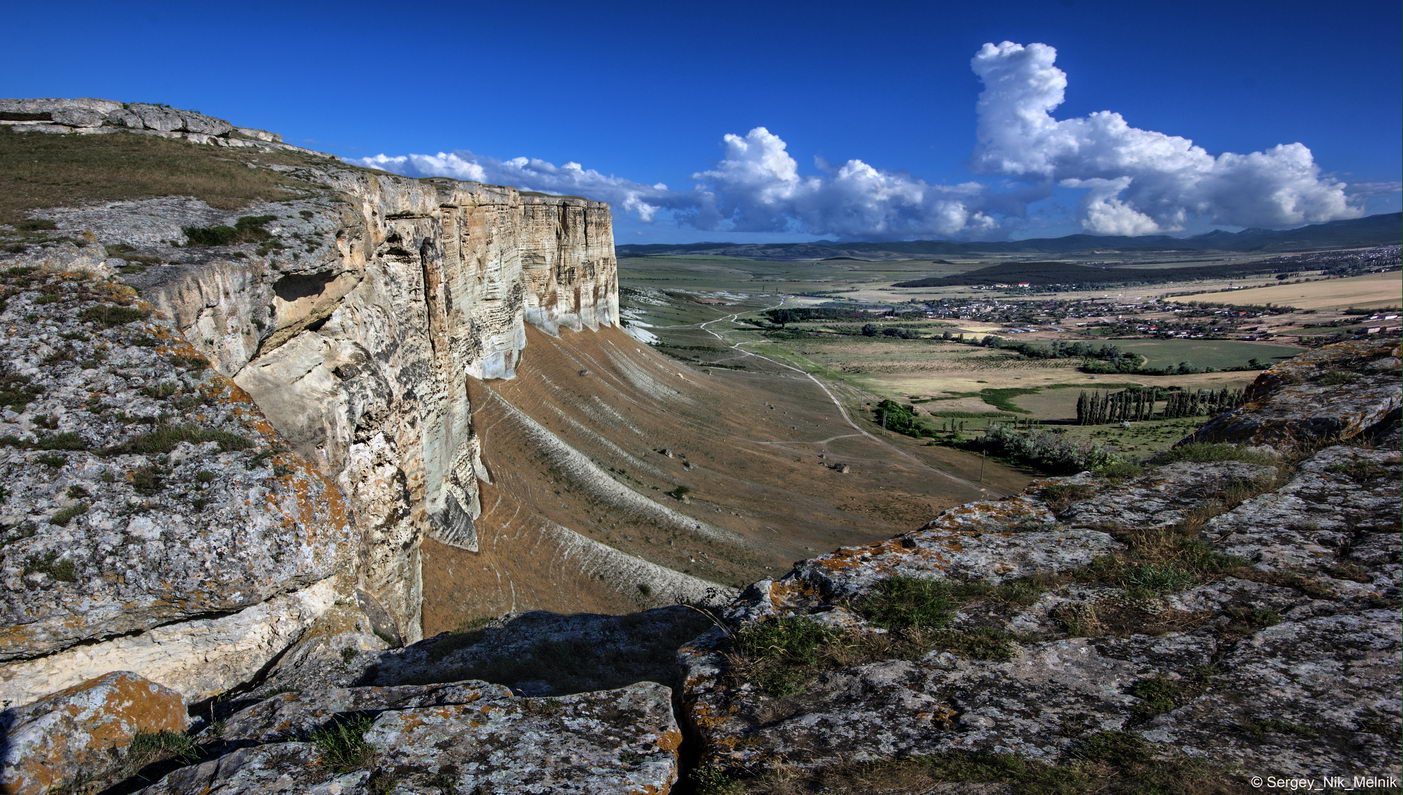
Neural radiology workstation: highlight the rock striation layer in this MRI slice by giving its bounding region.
[1,99,620,655]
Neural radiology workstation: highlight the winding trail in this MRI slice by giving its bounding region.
[697,298,994,495]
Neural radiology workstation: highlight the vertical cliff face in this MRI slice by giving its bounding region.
[133,172,619,642]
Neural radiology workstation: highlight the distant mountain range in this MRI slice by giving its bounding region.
[617,212,1400,260]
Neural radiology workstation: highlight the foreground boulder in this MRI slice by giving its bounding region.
[0,671,187,795]
[136,680,680,794]
[680,339,1401,792]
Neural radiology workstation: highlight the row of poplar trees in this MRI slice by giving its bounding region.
[1075,387,1246,425]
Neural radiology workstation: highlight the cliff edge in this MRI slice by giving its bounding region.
[679,338,1400,791]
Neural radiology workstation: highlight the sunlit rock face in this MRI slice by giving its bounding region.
[124,170,619,642]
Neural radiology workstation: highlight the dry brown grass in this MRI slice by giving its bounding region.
[1167,271,1403,311]
[0,127,329,225]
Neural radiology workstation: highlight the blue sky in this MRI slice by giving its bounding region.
[5,0,1399,243]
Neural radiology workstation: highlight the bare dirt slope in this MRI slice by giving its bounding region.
[423,326,1027,633]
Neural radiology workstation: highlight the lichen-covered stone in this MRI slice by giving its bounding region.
[0,269,353,666]
[1183,339,1400,449]
[0,579,338,708]
[0,671,187,795]
[208,681,513,747]
[141,682,680,794]
[0,98,275,149]
[1205,446,1401,602]
[236,603,391,703]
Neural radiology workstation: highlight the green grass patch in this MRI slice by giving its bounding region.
[1130,676,1190,718]
[977,387,1039,413]
[49,502,88,526]
[0,126,324,226]
[310,715,376,773]
[111,425,253,455]
[23,550,77,581]
[78,303,148,327]
[0,373,41,411]
[732,616,847,697]
[853,575,958,631]
[1112,338,1305,371]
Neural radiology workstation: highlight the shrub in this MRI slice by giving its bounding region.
[969,425,1120,474]
[183,214,276,246]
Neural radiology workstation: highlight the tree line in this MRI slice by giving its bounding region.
[1075,387,1245,425]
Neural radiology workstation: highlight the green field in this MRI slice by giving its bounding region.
[618,258,1300,471]
[1112,339,1304,370]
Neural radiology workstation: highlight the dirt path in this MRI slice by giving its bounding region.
[699,299,998,496]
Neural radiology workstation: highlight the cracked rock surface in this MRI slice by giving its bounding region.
[679,338,1401,790]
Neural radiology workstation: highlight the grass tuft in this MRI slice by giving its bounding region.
[732,617,847,697]
[310,715,376,773]
[111,425,253,455]
[23,550,77,581]
[79,304,148,328]
[120,731,199,778]
[50,502,88,526]
[854,575,957,631]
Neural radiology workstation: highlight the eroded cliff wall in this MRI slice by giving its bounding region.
[139,174,620,641]
[0,100,619,708]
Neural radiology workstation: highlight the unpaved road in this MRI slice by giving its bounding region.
[698,300,996,496]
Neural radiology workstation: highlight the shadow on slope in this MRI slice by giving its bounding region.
[367,606,714,697]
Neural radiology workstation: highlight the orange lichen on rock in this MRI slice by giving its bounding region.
[1,672,187,795]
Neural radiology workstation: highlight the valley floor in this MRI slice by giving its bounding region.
[422,326,1028,633]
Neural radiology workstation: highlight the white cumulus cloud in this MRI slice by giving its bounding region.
[970,40,1362,234]
[691,127,993,238]
[355,42,1365,239]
